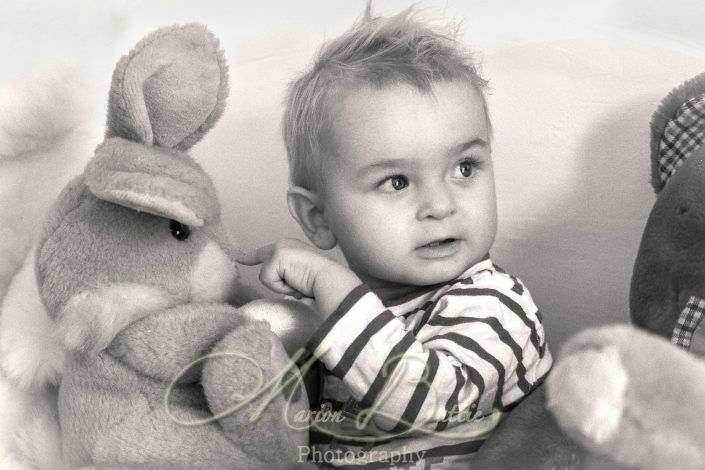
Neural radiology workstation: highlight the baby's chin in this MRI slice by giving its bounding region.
[413,257,481,283]
[359,262,475,300]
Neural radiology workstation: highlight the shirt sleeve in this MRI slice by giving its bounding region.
[306,282,551,436]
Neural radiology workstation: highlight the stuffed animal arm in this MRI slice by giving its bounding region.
[107,303,244,382]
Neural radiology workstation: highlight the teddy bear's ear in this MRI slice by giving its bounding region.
[105,23,228,151]
[85,138,220,226]
[650,71,705,193]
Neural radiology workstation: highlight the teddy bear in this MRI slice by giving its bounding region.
[546,71,705,469]
[0,23,315,470]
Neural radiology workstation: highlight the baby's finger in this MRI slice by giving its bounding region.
[235,244,275,266]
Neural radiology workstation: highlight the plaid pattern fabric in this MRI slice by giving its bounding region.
[658,94,705,186]
[671,296,705,349]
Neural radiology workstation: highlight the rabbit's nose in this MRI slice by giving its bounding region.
[189,241,237,302]
[206,227,242,263]
[223,240,245,264]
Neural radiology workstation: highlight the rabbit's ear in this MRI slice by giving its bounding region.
[85,139,220,226]
[106,23,228,151]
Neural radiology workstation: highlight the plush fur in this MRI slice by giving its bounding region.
[57,283,179,354]
[0,250,65,391]
[547,72,705,468]
[548,345,628,446]
[0,251,63,470]
[0,379,62,470]
[548,326,705,469]
[189,240,239,302]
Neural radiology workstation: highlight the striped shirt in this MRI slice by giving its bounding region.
[304,258,552,469]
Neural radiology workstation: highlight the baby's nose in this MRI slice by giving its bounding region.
[416,183,456,220]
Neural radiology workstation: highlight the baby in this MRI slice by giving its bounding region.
[239,7,552,469]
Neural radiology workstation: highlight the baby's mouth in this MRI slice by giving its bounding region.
[416,238,461,259]
[421,238,457,248]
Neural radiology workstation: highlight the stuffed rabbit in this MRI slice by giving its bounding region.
[1,23,310,469]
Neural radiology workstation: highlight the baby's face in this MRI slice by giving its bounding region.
[318,80,497,289]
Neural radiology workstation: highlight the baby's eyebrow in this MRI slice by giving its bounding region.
[356,138,489,178]
[356,158,409,177]
[448,137,489,155]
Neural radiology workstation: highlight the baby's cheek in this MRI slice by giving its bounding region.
[189,240,237,302]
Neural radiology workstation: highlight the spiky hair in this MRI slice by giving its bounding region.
[282,6,490,190]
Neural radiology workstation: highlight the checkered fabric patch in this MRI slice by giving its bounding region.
[658,94,705,186]
[671,296,705,349]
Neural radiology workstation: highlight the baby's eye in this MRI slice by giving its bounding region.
[379,175,409,192]
[453,159,475,179]
[169,220,191,241]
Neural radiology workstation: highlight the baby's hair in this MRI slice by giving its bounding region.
[283,5,490,190]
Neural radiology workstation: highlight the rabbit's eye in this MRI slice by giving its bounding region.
[169,220,191,241]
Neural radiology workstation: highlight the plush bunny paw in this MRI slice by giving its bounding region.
[548,324,705,469]
[56,284,178,354]
[547,344,628,446]
[0,251,65,390]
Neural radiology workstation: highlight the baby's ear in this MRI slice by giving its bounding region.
[650,70,705,193]
[106,23,228,151]
[287,186,336,250]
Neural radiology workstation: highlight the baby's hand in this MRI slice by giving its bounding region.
[236,239,361,316]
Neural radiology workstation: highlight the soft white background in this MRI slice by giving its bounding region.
[2,0,705,348]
